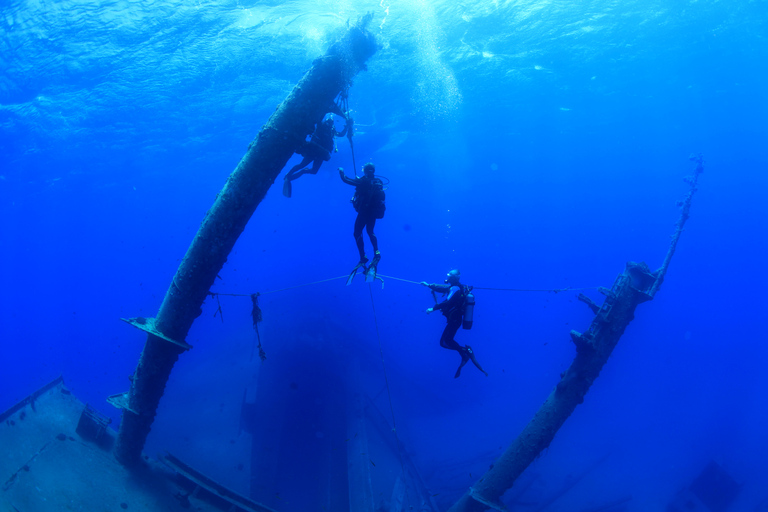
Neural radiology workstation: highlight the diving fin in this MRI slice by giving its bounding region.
[346,258,369,286]
[454,349,470,379]
[464,345,489,376]
[282,178,292,198]
[346,268,359,286]
[365,252,381,283]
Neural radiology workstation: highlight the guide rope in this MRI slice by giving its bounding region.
[473,285,599,293]
[209,274,598,302]
[208,275,348,298]
[368,283,411,508]
[208,274,597,300]
[207,272,597,365]
[375,274,598,293]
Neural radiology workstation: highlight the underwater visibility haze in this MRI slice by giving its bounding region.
[1,1,767,511]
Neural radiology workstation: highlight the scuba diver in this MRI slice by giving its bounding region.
[421,269,488,378]
[340,163,385,282]
[283,112,351,198]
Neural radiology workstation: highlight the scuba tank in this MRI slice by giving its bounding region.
[462,287,475,330]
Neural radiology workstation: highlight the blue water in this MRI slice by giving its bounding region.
[1,1,767,510]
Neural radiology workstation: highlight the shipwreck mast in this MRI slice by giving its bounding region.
[113,17,379,467]
[449,157,705,512]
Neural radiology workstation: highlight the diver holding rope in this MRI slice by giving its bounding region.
[422,269,488,378]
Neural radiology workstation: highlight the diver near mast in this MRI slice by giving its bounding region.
[340,163,386,283]
[283,107,351,198]
[422,269,488,378]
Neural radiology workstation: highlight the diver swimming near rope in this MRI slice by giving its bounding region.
[422,269,488,378]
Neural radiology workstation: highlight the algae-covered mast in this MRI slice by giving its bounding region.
[448,156,705,512]
[113,16,380,467]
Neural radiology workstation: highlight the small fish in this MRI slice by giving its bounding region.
[370,460,376,467]
[431,493,440,497]
[469,473,473,478]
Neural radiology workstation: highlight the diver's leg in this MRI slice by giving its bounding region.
[303,159,323,175]
[366,218,379,255]
[439,317,469,378]
[353,214,367,262]
[285,156,313,180]
[439,318,463,351]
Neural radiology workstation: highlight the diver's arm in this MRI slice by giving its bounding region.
[433,285,461,311]
[420,283,451,294]
[339,169,358,186]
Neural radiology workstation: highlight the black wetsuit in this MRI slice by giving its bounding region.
[340,174,382,261]
[429,284,466,352]
[426,282,487,377]
[307,122,337,158]
[286,119,348,180]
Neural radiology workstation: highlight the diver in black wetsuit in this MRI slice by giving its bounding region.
[421,269,488,378]
[339,163,384,265]
[283,113,350,198]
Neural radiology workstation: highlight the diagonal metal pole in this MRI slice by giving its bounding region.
[114,16,379,467]
[448,157,704,512]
